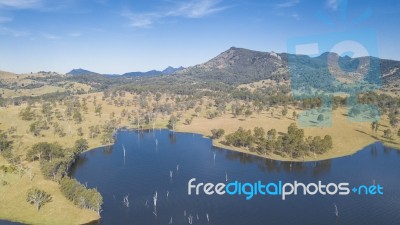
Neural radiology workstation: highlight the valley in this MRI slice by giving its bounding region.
[0,48,400,224]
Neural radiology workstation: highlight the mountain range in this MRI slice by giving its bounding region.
[174,47,400,86]
[67,66,185,77]
[3,47,400,92]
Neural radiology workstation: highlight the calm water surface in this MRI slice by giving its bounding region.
[71,129,400,225]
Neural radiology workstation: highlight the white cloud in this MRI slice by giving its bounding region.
[42,33,61,40]
[89,27,105,32]
[276,11,301,21]
[326,0,340,11]
[0,16,12,23]
[168,0,228,18]
[0,0,90,12]
[0,0,42,9]
[122,11,160,28]
[290,13,300,20]
[0,26,29,37]
[275,0,300,8]
[274,0,301,20]
[68,32,81,37]
[123,0,229,28]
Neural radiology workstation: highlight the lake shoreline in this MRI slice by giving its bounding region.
[112,127,394,162]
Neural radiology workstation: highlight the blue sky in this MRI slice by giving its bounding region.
[0,0,399,74]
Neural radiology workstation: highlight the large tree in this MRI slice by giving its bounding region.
[167,115,178,131]
[26,188,52,211]
[74,139,89,154]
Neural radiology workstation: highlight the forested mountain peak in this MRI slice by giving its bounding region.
[175,47,400,86]
[175,47,289,84]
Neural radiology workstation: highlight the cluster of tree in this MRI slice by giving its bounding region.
[301,98,323,109]
[8,91,71,107]
[121,75,232,96]
[333,96,348,109]
[296,94,347,111]
[64,98,84,122]
[231,102,254,119]
[60,177,103,215]
[371,121,400,140]
[225,127,255,148]
[53,122,66,137]
[224,123,333,159]
[88,125,102,139]
[231,86,292,107]
[383,129,393,139]
[41,102,53,120]
[371,121,380,133]
[0,130,13,160]
[68,74,130,91]
[16,97,89,138]
[210,129,225,139]
[388,111,399,128]
[19,106,35,121]
[0,130,12,153]
[101,119,119,144]
[206,110,220,119]
[24,139,102,213]
[2,81,45,91]
[26,139,88,181]
[0,164,16,174]
[358,91,400,115]
[94,104,102,117]
[29,119,49,136]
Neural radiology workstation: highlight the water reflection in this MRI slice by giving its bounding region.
[214,146,332,175]
[102,145,113,155]
[312,160,332,176]
[168,132,177,144]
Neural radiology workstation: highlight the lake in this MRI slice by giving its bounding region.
[71,129,400,225]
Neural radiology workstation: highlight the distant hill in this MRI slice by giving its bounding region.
[122,66,184,77]
[67,68,100,76]
[122,70,162,77]
[67,66,184,77]
[162,66,185,75]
